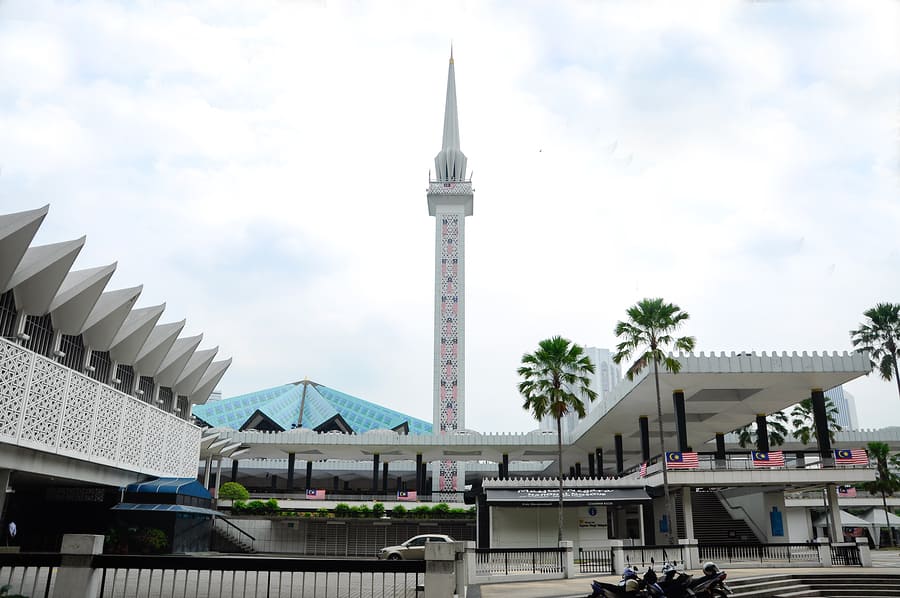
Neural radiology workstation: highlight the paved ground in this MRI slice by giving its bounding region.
[470,550,900,598]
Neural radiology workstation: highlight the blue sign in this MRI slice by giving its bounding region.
[770,506,784,536]
[588,507,597,517]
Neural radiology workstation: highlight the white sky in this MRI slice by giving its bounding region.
[1,1,898,433]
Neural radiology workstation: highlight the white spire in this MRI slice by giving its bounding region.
[434,51,468,182]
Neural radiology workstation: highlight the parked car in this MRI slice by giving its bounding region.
[377,534,455,560]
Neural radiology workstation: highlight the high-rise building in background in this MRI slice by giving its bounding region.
[428,51,473,496]
[825,385,859,430]
[540,347,622,435]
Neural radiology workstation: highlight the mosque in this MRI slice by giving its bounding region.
[0,53,896,555]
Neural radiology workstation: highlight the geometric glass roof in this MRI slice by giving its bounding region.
[192,380,432,435]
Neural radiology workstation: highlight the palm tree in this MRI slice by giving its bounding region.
[850,303,900,402]
[734,412,790,449]
[519,336,598,543]
[790,397,842,445]
[861,441,900,547]
[613,298,696,544]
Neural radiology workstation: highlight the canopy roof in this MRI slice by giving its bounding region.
[112,503,221,517]
[812,510,872,528]
[126,478,211,500]
[860,508,900,527]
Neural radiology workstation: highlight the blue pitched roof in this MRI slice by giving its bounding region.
[192,380,432,435]
[126,478,212,500]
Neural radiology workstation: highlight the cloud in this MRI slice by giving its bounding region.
[1,0,898,433]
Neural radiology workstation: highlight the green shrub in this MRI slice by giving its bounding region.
[247,500,267,515]
[449,508,468,518]
[372,503,386,518]
[356,505,371,518]
[232,500,247,514]
[412,505,431,518]
[265,498,279,513]
[467,507,476,516]
[316,507,330,517]
[391,504,406,518]
[132,527,169,554]
[334,503,351,518]
[218,482,250,500]
[304,512,312,518]
[431,503,450,516]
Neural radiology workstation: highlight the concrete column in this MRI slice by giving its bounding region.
[673,390,688,453]
[424,541,464,598]
[856,537,873,567]
[231,459,239,483]
[560,540,575,578]
[678,538,699,570]
[596,448,604,477]
[332,476,339,492]
[826,484,842,543]
[614,434,624,475]
[755,414,770,452]
[415,454,423,495]
[51,534,104,598]
[681,487,694,540]
[501,453,509,479]
[214,459,223,498]
[372,453,380,493]
[382,463,389,494]
[588,452,596,477]
[638,503,646,545]
[715,433,726,465]
[575,462,582,477]
[811,388,833,460]
[569,466,575,478]
[287,453,295,491]
[609,539,625,574]
[305,461,313,491]
[815,537,833,567]
[202,455,213,488]
[639,416,650,463]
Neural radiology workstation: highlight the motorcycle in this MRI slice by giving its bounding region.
[688,562,732,597]
[588,564,665,598]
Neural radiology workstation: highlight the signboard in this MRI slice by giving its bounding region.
[485,487,650,505]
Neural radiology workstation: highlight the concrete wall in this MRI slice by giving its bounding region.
[785,506,813,542]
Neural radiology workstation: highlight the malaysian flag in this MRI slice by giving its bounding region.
[834,449,869,465]
[639,462,648,478]
[665,452,699,469]
[306,489,326,500]
[751,451,785,467]
[838,485,858,498]
[397,490,418,502]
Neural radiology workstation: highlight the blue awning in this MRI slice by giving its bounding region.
[111,503,223,517]
[126,478,212,500]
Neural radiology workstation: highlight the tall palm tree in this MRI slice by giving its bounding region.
[790,397,842,445]
[734,412,790,449]
[862,441,900,547]
[613,298,696,544]
[519,336,598,543]
[850,303,900,402]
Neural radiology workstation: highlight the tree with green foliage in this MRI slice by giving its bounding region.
[613,298,696,544]
[519,336,597,543]
[734,412,790,449]
[219,482,250,500]
[790,397,842,445]
[861,441,900,547]
[850,303,900,402]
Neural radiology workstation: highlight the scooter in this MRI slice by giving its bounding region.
[588,564,665,598]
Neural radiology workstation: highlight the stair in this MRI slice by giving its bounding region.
[728,573,900,598]
[691,489,760,544]
[211,524,256,554]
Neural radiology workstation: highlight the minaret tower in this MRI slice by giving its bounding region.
[428,50,472,497]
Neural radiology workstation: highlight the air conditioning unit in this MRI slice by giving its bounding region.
[85,365,96,373]
[16,333,30,342]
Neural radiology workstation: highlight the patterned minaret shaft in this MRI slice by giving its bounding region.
[428,51,472,497]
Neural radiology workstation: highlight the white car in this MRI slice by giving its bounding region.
[377,534,455,560]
